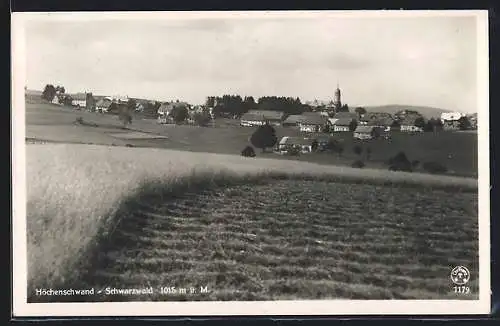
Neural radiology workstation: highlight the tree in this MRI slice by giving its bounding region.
[250,123,278,153]
[337,104,350,112]
[170,105,189,124]
[41,84,57,102]
[311,140,319,152]
[458,116,471,130]
[354,107,366,117]
[119,103,133,128]
[414,117,426,129]
[349,119,358,132]
[241,146,256,157]
[194,111,211,126]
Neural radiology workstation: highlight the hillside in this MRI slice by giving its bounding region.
[363,104,452,119]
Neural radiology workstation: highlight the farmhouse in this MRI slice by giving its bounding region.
[440,112,464,130]
[399,116,424,132]
[331,118,354,132]
[278,136,317,154]
[297,113,327,133]
[96,98,112,113]
[282,114,304,127]
[353,126,388,140]
[240,110,284,127]
[71,93,87,108]
[361,112,394,129]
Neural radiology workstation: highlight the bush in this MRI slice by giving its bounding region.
[388,151,413,172]
[422,162,448,174]
[241,146,256,157]
[287,146,301,156]
[351,160,365,168]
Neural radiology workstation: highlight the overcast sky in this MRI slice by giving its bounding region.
[23,12,481,112]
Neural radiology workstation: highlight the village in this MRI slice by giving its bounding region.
[38,83,478,157]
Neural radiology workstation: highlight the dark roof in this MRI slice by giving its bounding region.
[400,116,423,126]
[240,112,266,122]
[282,115,304,124]
[96,98,112,108]
[71,93,88,101]
[333,118,354,126]
[361,112,393,121]
[298,113,327,125]
[246,110,284,120]
[354,126,376,133]
[279,136,316,146]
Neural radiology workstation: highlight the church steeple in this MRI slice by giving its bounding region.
[333,82,342,110]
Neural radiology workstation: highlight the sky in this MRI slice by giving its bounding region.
[22,12,483,113]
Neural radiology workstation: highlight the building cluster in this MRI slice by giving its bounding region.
[48,86,477,134]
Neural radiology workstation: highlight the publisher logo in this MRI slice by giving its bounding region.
[450,266,470,285]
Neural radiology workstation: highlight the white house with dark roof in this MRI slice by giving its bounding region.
[399,116,424,132]
[332,117,354,132]
[277,136,317,154]
[240,110,284,126]
[297,113,327,132]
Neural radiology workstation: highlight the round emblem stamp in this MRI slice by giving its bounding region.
[450,266,470,285]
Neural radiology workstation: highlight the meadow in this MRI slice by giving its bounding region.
[26,144,478,302]
[23,98,480,302]
[25,101,478,178]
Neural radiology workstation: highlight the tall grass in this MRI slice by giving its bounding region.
[25,143,478,298]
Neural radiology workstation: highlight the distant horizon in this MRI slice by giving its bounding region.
[26,87,473,114]
[22,12,484,114]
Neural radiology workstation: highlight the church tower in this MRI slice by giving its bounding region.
[333,82,342,111]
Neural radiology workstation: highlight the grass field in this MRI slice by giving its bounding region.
[26,143,478,302]
[25,100,478,178]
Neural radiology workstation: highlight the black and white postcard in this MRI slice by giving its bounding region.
[11,10,490,317]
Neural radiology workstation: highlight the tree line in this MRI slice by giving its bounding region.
[205,95,318,117]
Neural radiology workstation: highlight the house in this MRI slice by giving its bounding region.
[277,136,317,154]
[331,118,354,132]
[297,113,327,133]
[71,92,96,111]
[353,126,388,140]
[441,112,465,130]
[361,112,394,130]
[282,114,304,127]
[399,116,424,132]
[51,96,61,105]
[71,93,87,108]
[240,110,284,126]
[95,98,113,113]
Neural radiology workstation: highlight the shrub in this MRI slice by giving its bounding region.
[351,160,365,168]
[422,162,448,174]
[241,146,256,157]
[287,146,301,156]
[250,123,278,152]
[388,151,413,172]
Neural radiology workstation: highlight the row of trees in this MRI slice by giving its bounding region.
[205,95,316,117]
[41,84,66,102]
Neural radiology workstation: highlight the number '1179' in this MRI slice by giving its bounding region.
[453,286,470,294]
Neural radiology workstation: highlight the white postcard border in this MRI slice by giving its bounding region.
[12,10,491,317]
